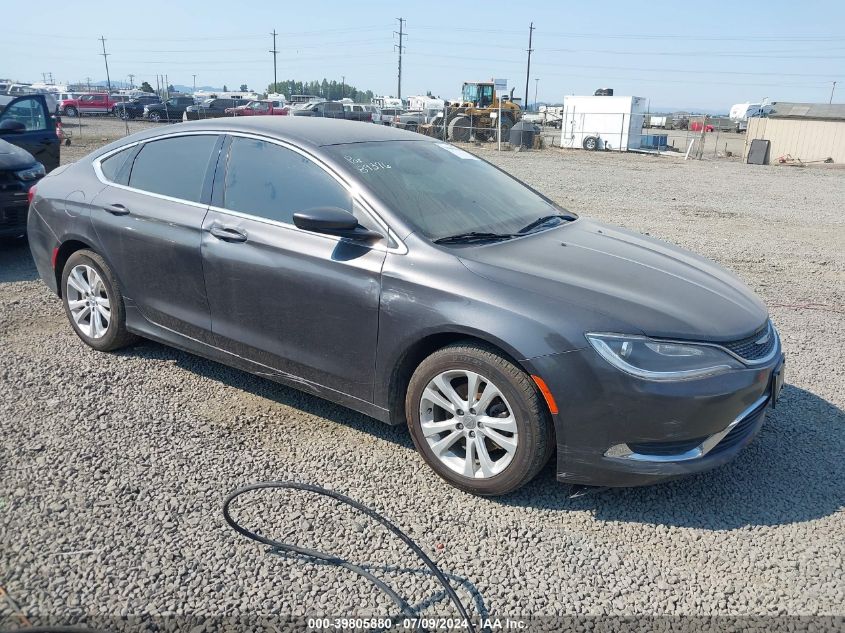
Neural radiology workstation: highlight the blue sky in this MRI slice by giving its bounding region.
[3,0,843,110]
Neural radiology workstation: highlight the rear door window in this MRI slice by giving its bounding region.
[222,137,351,224]
[128,135,218,202]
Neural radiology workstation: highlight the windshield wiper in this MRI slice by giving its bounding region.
[517,213,576,234]
[433,231,518,245]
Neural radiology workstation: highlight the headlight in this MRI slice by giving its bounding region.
[15,163,46,181]
[586,333,742,381]
[143,106,150,113]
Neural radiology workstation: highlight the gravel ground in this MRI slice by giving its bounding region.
[1,123,843,630]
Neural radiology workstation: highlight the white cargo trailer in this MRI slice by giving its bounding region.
[560,95,648,151]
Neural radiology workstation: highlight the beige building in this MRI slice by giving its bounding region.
[744,102,845,164]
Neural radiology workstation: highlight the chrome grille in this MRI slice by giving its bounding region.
[721,321,776,362]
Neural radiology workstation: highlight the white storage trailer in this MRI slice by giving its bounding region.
[560,95,648,151]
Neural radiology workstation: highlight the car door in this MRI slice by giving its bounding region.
[0,95,59,172]
[91,133,222,342]
[78,95,97,114]
[201,135,387,401]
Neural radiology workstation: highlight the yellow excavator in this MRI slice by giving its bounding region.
[429,80,523,142]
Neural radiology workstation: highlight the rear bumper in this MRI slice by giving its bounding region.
[525,339,783,488]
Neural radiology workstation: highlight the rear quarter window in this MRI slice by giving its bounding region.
[99,147,135,185]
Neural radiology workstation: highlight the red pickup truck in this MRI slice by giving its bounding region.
[58,93,126,117]
[224,100,288,117]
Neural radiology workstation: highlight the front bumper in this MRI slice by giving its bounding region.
[0,189,30,237]
[526,334,784,487]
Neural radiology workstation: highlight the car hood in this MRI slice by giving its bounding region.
[459,218,768,342]
[0,139,37,170]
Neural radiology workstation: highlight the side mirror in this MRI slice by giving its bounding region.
[293,207,382,241]
[0,119,26,134]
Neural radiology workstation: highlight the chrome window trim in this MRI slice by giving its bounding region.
[91,129,407,254]
[604,393,770,463]
[92,132,215,211]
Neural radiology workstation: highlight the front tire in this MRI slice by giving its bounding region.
[64,106,78,117]
[406,342,553,496]
[61,250,137,352]
[148,112,161,122]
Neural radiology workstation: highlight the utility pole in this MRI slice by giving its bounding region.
[831,81,837,104]
[524,22,534,109]
[534,78,539,111]
[341,75,345,99]
[128,74,135,89]
[395,18,405,99]
[86,76,92,91]
[192,74,196,93]
[269,30,278,91]
[99,36,112,93]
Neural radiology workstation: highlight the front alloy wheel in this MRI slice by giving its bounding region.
[407,342,553,495]
[419,370,518,478]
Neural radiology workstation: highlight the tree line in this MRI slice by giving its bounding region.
[267,79,376,103]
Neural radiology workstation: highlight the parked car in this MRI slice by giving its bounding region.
[0,139,45,238]
[144,96,196,122]
[292,101,372,121]
[344,103,378,119]
[113,94,162,120]
[27,118,784,495]
[690,121,715,133]
[59,93,123,117]
[373,107,401,126]
[392,109,437,132]
[0,94,60,172]
[184,98,250,121]
[224,100,288,117]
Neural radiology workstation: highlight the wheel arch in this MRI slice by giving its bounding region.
[54,239,95,297]
[385,328,530,426]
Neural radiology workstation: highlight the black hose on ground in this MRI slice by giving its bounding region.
[223,481,477,633]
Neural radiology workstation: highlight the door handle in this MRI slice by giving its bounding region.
[103,203,129,216]
[210,225,248,243]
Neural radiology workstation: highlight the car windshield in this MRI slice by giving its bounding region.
[325,141,564,241]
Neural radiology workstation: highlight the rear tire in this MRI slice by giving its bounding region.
[448,115,472,143]
[148,112,161,122]
[406,342,553,496]
[61,250,138,352]
[582,135,599,151]
[64,106,78,117]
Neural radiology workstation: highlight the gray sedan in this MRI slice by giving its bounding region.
[26,118,784,495]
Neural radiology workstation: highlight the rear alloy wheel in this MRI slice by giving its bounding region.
[62,250,137,352]
[582,135,599,151]
[406,342,553,495]
[148,112,161,122]
[64,106,78,117]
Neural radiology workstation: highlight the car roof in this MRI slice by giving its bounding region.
[110,116,434,150]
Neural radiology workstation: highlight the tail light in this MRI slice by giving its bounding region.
[28,185,37,205]
[394,115,399,123]
[56,119,63,140]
